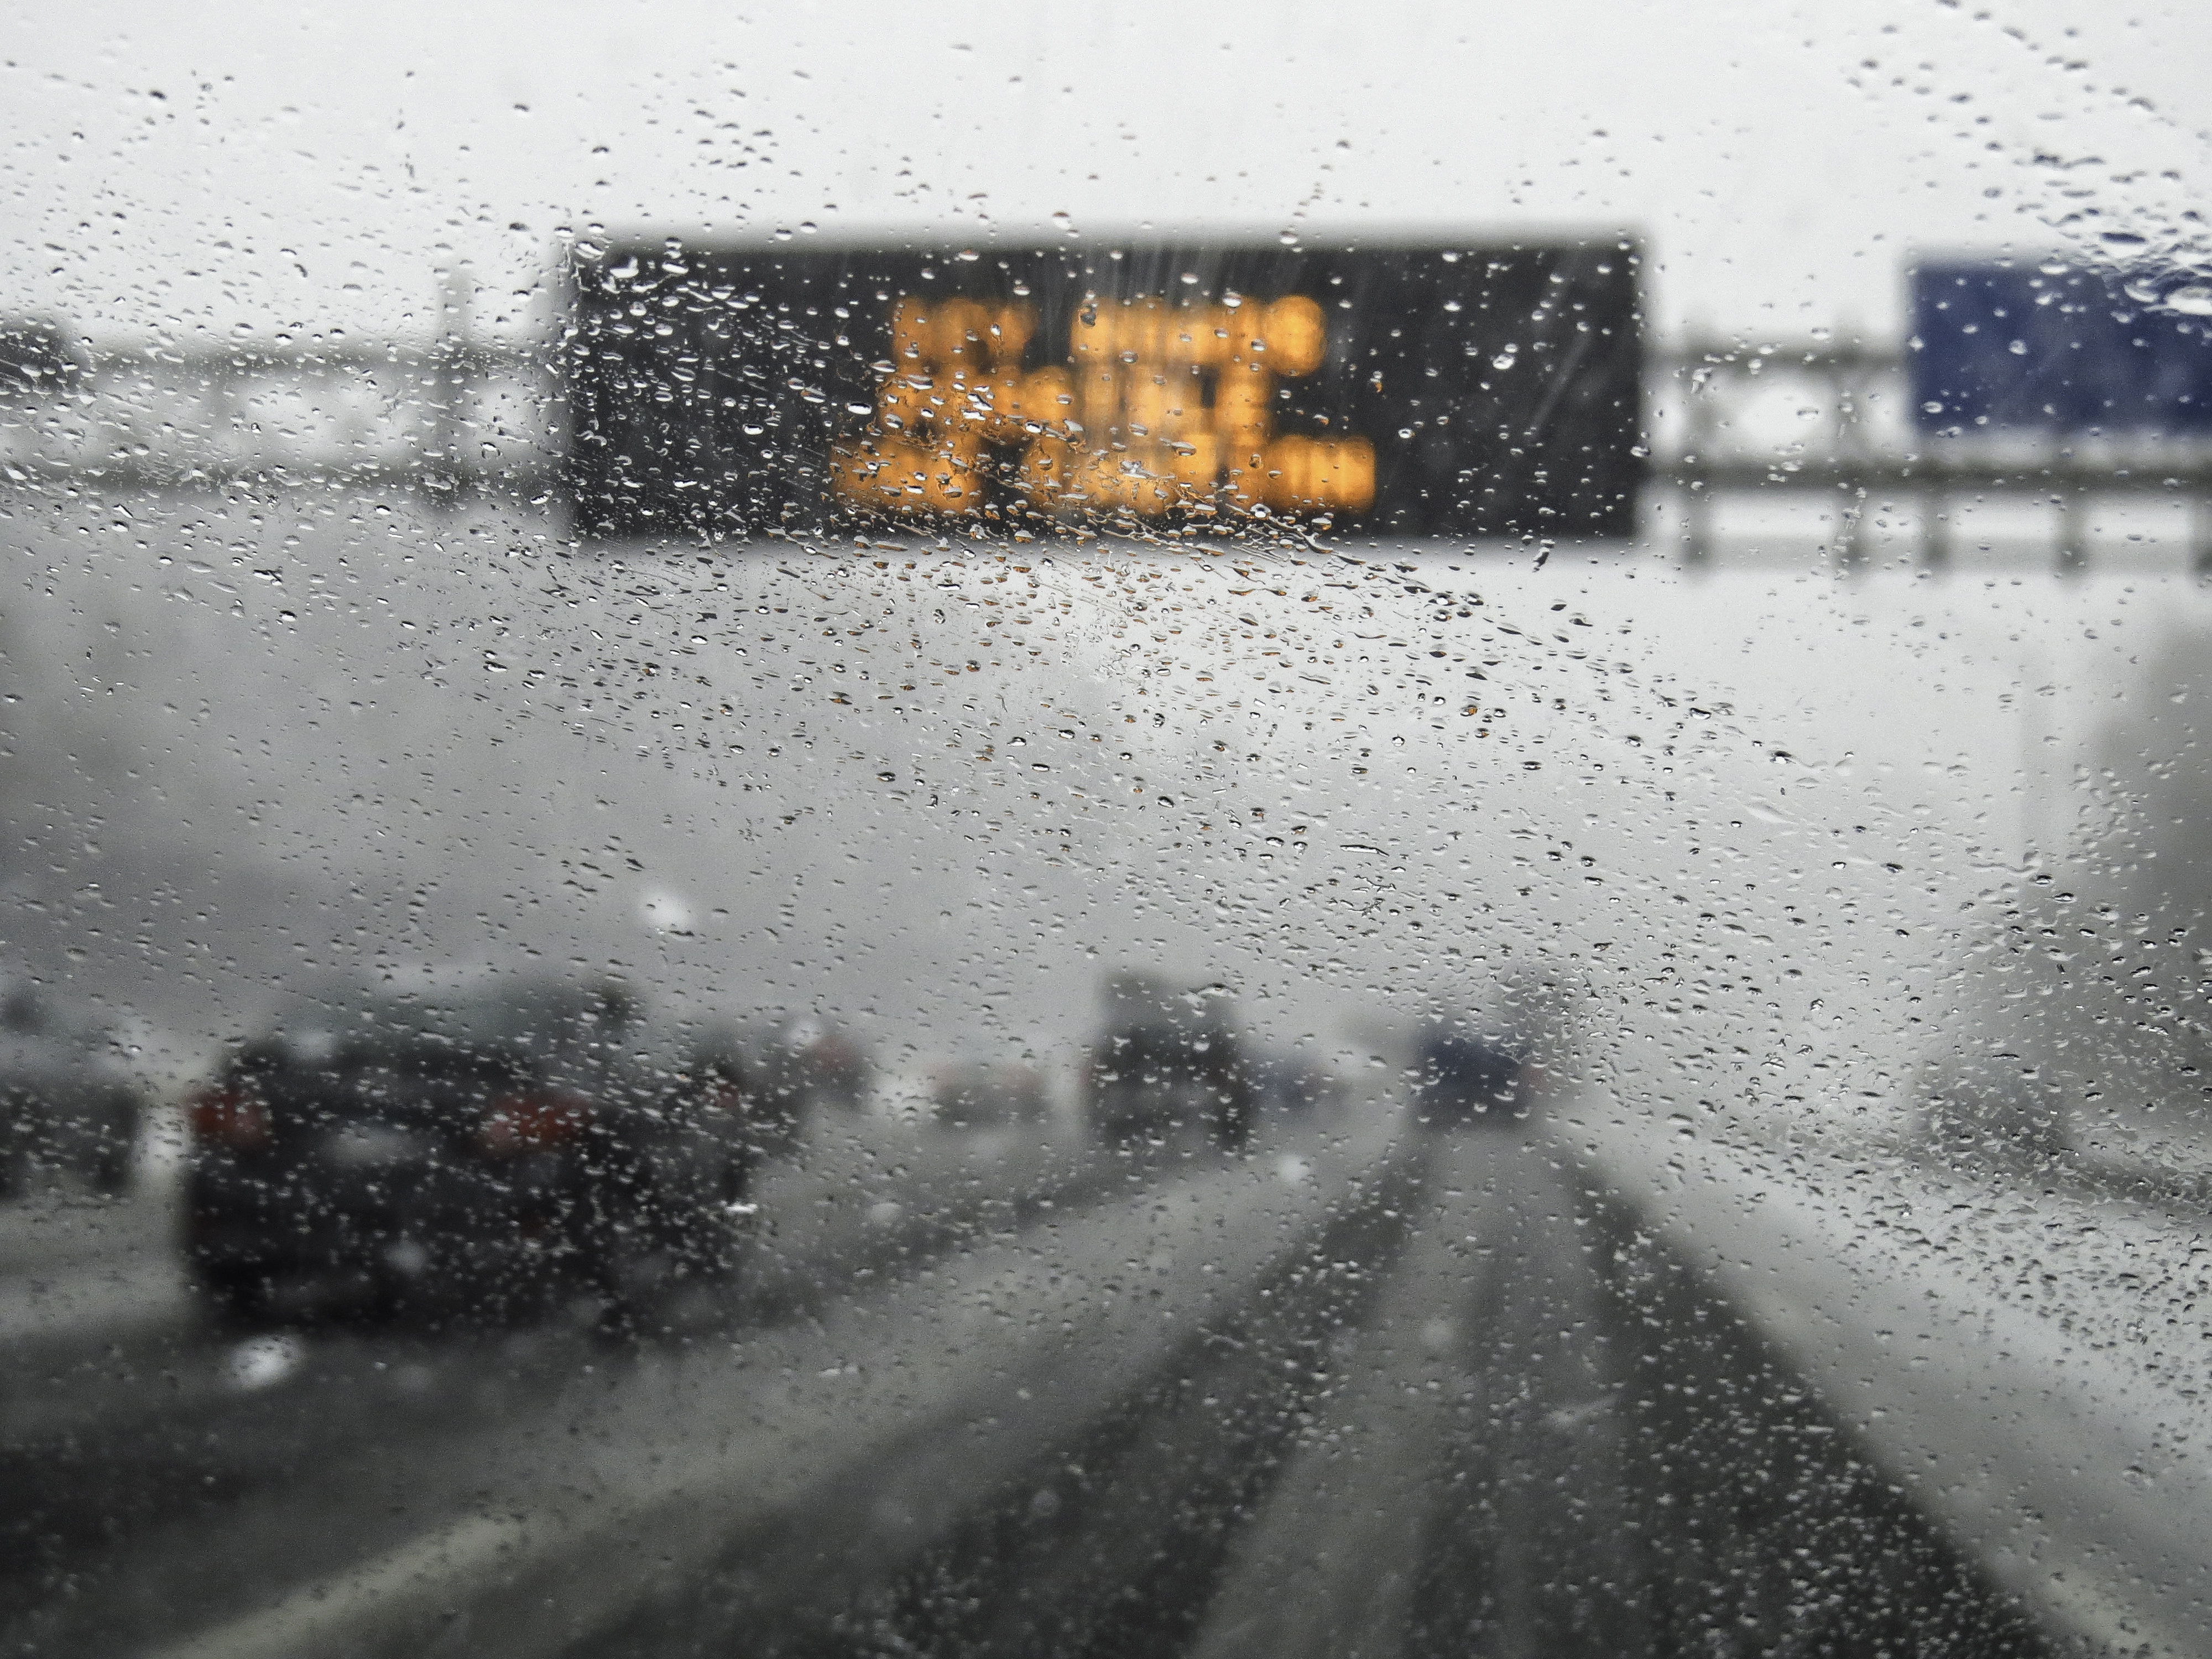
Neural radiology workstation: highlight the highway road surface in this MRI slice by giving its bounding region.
[2,1091,2112,1659]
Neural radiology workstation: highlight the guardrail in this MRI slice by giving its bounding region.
[12,326,2212,572]
[0,334,555,497]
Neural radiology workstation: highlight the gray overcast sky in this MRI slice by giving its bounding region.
[6,0,2210,347]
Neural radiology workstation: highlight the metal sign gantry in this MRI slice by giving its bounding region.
[1662,336,2212,573]
[9,315,2212,573]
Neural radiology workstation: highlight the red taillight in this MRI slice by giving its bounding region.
[479,1093,589,1155]
[190,1085,270,1150]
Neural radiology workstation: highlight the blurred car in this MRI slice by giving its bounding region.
[0,984,144,1198]
[928,1060,1050,1128]
[1411,1026,1528,1128]
[760,1017,874,1123]
[1087,972,1254,1150]
[1250,1052,1344,1119]
[184,978,757,1324]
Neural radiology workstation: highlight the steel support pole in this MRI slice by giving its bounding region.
[2055,488,2089,575]
[1921,487,1949,572]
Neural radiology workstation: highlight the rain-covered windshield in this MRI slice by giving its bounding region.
[5,6,2211,1657]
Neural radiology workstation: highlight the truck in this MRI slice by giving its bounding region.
[1085,972,1253,1150]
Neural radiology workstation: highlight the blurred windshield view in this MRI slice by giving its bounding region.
[7,4,2212,1656]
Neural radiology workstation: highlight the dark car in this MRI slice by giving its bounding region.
[1249,1052,1344,1120]
[1087,972,1254,1150]
[0,984,144,1198]
[185,979,757,1325]
[1411,1027,1529,1128]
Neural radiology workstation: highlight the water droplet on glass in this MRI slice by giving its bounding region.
[227,1334,305,1393]
[639,887,694,934]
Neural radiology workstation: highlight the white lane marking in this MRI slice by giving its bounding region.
[144,1512,527,1659]
[1190,1141,1481,1659]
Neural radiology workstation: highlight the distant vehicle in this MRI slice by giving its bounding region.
[1411,1027,1529,1129]
[184,978,757,1325]
[1087,972,1254,1150]
[1250,1052,1343,1119]
[928,1060,1050,1128]
[761,1018,874,1121]
[0,984,143,1198]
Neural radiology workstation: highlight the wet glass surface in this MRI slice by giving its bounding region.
[4,5,2212,1656]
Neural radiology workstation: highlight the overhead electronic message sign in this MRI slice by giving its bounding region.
[564,239,1642,541]
[1912,262,2212,437]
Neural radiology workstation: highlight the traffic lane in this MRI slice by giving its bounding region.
[589,1133,1422,1659]
[116,1115,1403,1659]
[1178,1129,1644,1659]
[738,1107,1364,1322]
[737,1112,1091,1318]
[0,1103,1094,1444]
[412,1119,1409,1659]
[1412,1133,2045,1659]
[1404,1135,1645,1659]
[1578,1108,2204,1658]
[0,1104,1156,1637]
[1,1321,596,1628]
[566,1125,2063,1659]
[1189,1130,1499,1659]
[642,1125,1627,1659]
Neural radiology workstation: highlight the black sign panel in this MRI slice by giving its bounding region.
[563,238,1642,541]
